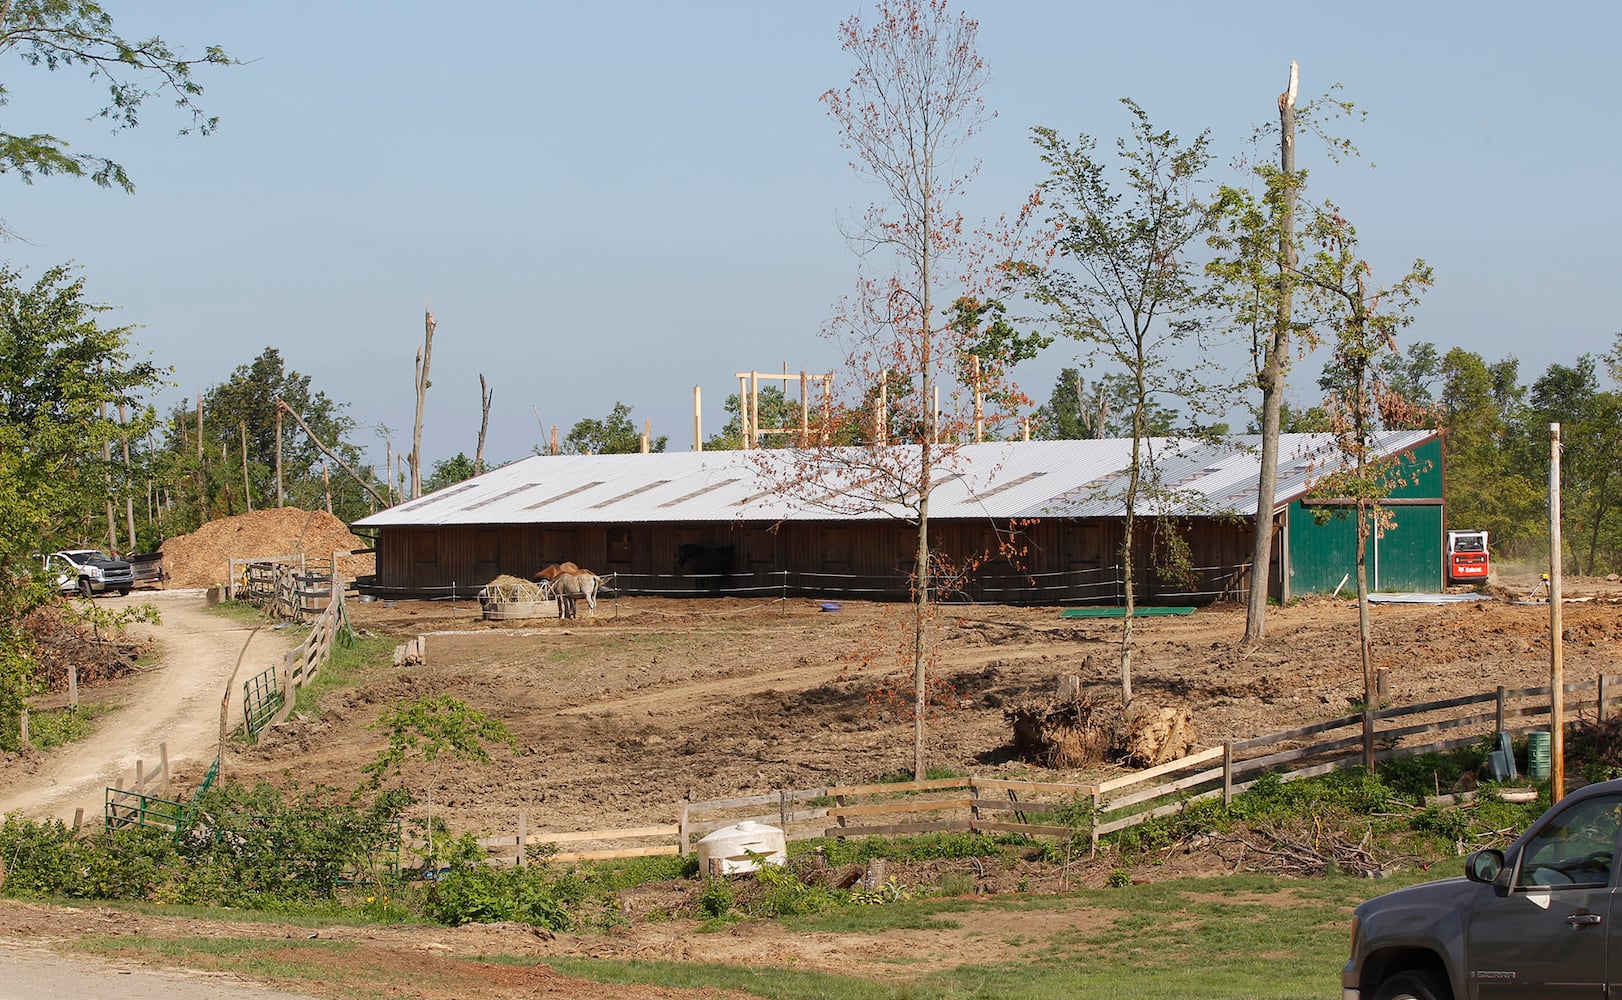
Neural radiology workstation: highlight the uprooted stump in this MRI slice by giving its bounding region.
[1006,694,1196,770]
[1118,706,1197,767]
[1005,692,1113,768]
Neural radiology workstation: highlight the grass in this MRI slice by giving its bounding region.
[206,600,273,626]
[25,700,117,750]
[53,872,1400,999]
[292,631,396,715]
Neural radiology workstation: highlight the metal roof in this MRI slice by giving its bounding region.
[352,430,1439,528]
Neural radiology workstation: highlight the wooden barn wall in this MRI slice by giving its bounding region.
[371,515,1264,605]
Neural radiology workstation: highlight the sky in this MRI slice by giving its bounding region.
[3,1,1617,477]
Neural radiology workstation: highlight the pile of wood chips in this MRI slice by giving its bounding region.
[158,508,374,588]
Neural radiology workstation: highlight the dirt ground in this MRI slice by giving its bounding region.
[3,574,1621,998]
[231,575,1622,839]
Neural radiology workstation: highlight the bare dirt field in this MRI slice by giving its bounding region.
[3,575,1621,999]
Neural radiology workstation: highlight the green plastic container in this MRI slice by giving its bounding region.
[1526,730,1552,780]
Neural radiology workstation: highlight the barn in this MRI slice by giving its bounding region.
[350,430,1445,606]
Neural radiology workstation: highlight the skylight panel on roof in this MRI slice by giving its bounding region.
[658,478,740,508]
[393,482,480,512]
[463,483,543,511]
[522,481,605,510]
[970,471,1047,501]
[590,480,672,509]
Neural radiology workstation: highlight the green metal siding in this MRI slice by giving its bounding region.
[1286,438,1444,595]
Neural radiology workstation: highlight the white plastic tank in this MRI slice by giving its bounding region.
[694,821,787,876]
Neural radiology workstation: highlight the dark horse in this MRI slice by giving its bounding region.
[675,543,734,593]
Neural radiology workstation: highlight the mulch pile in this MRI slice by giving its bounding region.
[159,508,375,588]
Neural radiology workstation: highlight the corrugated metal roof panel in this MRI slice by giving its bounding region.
[350,431,1440,528]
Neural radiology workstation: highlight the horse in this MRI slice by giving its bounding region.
[552,571,603,618]
[532,561,584,583]
[675,543,734,593]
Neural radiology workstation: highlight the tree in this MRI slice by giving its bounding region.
[705,385,800,450]
[0,263,164,559]
[556,401,666,455]
[805,0,1021,779]
[0,2,231,234]
[1294,202,1432,771]
[1527,353,1622,574]
[159,347,371,527]
[423,453,480,494]
[1034,368,1183,441]
[1021,100,1227,709]
[947,296,1050,435]
[1207,67,1368,646]
[1439,347,1540,553]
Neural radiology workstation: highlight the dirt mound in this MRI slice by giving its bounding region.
[159,508,374,588]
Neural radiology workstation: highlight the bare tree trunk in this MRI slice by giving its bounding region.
[410,309,436,499]
[240,421,252,513]
[1244,61,1299,646]
[1357,498,1375,771]
[101,399,119,553]
[913,185,933,782]
[277,399,388,505]
[275,404,284,507]
[475,373,492,475]
[119,404,137,552]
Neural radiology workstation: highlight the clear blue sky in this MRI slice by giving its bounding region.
[4,2,1616,473]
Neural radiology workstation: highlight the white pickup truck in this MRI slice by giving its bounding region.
[40,549,134,598]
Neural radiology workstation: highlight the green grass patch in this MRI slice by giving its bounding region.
[207,600,273,626]
[292,632,395,715]
[25,701,116,750]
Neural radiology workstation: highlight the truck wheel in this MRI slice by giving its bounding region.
[78,578,94,599]
[115,588,130,597]
[1373,969,1449,1000]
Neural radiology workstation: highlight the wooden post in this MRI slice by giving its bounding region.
[68,659,78,709]
[779,789,790,829]
[799,371,809,446]
[550,425,559,456]
[159,742,170,798]
[1550,422,1565,800]
[641,419,651,454]
[1600,674,1609,720]
[1496,685,1507,734]
[1376,667,1390,699]
[749,371,760,449]
[71,807,83,833]
[135,759,146,796]
[738,374,750,449]
[518,808,528,867]
[1223,742,1234,805]
[275,404,283,507]
[693,385,703,452]
[678,801,690,856]
[1056,674,1081,701]
[18,707,28,748]
[1089,789,1101,858]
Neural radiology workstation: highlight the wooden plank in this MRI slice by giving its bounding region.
[825,820,970,839]
[968,777,1097,796]
[827,797,974,819]
[553,845,682,862]
[1231,714,1360,752]
[1372,689,1498,720]
[1095,745,1225,795]
[972,821,1076,838]
[825,777,970,797]
[527,825,678,845]
[1101,766,1225,813]
[686,789,826,812]
[686,809,829,835]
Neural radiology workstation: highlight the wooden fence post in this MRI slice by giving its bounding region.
[18,707,27,749]
[135,759,145,796]
[71,808,83,833]
[1223,741,1234,806]
[779,789,789,829]
[159,742,170,798]
[1600,674,1609,720]
[518,809,528,867]
[1089,789,1101,859]
[678,801,690,855]
[1496,685,1507,734]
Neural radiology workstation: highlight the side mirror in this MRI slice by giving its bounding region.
[1466,849,1504,883]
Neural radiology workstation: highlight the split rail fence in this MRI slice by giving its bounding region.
[241,573,349,736]
[476,674,1622,866]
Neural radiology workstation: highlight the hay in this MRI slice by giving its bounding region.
[478,574,548,603]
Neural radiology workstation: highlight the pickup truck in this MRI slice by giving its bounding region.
[40,549,134,598]
[1343,778,1622,999]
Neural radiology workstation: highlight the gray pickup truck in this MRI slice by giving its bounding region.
[1344,777,1622,999]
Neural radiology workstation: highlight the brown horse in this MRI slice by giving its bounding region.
[532,561,585,582]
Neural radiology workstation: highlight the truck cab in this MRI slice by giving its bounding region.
[1446,530,1490,585]
[1344,779,1622,999]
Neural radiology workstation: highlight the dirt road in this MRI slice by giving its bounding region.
[0,590,295,824]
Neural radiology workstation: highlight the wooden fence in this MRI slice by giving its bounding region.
[473,674,1622,866]
[228,553,339,621]
[241,575,349,735]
